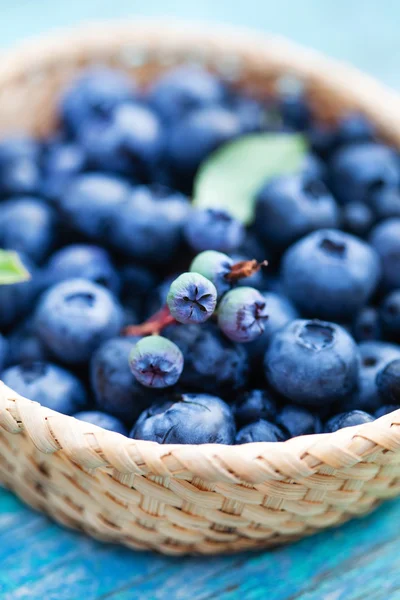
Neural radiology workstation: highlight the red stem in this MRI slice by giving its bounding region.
[122,305,177,337]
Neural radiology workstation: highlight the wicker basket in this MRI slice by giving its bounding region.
[1,20,400,556]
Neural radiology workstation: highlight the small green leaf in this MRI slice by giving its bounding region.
[0,250,30,285]
[193,133,308,224]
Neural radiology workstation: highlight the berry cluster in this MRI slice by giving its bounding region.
[1,65,400,445]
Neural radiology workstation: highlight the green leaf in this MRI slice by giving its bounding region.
[0,250,30,284]
[193,133,308,225]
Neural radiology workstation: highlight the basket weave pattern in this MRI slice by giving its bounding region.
[1,21,400,555]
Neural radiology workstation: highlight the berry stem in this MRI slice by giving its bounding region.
[225,259,268,283]
[122,305,177,337]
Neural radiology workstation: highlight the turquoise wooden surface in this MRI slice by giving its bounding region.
[1,485,400,599]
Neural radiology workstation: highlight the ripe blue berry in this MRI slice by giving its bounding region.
[60,67,136,133]
[0,254,39,330]
[280,93,311,130]
[265,319,359,406]
[131,394,236,444]
[325,410,374,433]
[2,362,86,415]
[35,279,123,364]
[376,359,400,404]
[129,335,183,388]
[0,198,57,264]
[352,307,381,342]
[370,218,400,291]
[167,272,217,325]
[184,208,244,254]
[120,264,159,320]
[7,318,48,365]
[164,323,249,394]
[73,411,128,435]
[218,287,269,343]
[0,137,41,197]
[276,405,322,438]
[42,142,86,201]
[282,229,381,320]
[380,290,400,342]
[45,244,120,295]
[369,188,400,220]
[0,334,8,372]
[234,389,277,427]
[235,419,285,444]
[335,113,375,146]
[330,143,399,205]
[190,250,233,298]
[342,201,375,237]
[149,65,225,123]
[375,405,400,418]
[255,174,339,250]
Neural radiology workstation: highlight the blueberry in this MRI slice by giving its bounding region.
[120,264,159,319]
[0,334,8,372]
[131,393,235,445]
[60,67,136,133]
[325,410,374,432]
[302,153,327,181]
[35,279,123,364]
[164,323,249,394]
[276,405,322,438]
[280,93,311,130]
[167,107,241,182]
[79,103,163,178]
[148,65,224,123]
[341,202,375,237]
[42,142,86,200]
[379,290,400,341]
[352,307,381,342]
[346,341,400,413]
[235,419,285,444]
[184,208,244,254]
[129,335,183,389]
[265,319,359,406]
[111,185,190,264]
[218,287,269,343]
[60,173,130,241]
[282,229,381,320]
[330,143,399,205]
[308,123,337,159]
[231,96,267,133]
[376,359,400,404]
[2,362,86,415]
[0,198,57,264]
[45,244,120,295]
[0,137,41,197]
[167,272,217,325]
[246,291,298,365]
[370,218,400,290]
[7,319,48,365]
[255,173,339,250]
[190,250,233,298]
[369,188,400,220]
[335,113,375,146]
[91,337,158,424]
[234,389,277,427]
[0,254,39,330]
[73,410,128,435]
[375,404,400,418]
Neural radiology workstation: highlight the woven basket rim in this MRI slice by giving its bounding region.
[1,20,400,484]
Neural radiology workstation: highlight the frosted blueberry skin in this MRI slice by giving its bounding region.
[369,188,400,221]
[370,218,400,291]
[330,143,400,205]
[184,208,244,254]
[164,323,249,395]
[234,390,277,427]
[282,229,381,321]
[129,336,184,389]
[325,410,374,433]
[0,254,39,330]
[73,411,128,436]
[218,287,269,343]
[265,319,359,407]
[35,278,123,364]
[59,173,130,242]
[0,137,41,197]
[375,404,400,418]
[344,342,400,413]
[130,394,236,445]
[41,142,86,201]
[376,359,400,405]
[91,337,157,424]
[167,273,217,325]
[235,419,286,444]
[2,362,86,415]
[60,67,136,134]
[255,173,339,251]
[276,405,322,438]
[0,334,8,372]
[0,198,57,264]
[352,307,381,343]
[379,290,400,342]
[45,244,120,296]
[7,319,48,366]
[341,201,375,238]
[190,250,233,298]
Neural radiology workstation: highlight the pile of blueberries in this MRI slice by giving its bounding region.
[1,64,400,446]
